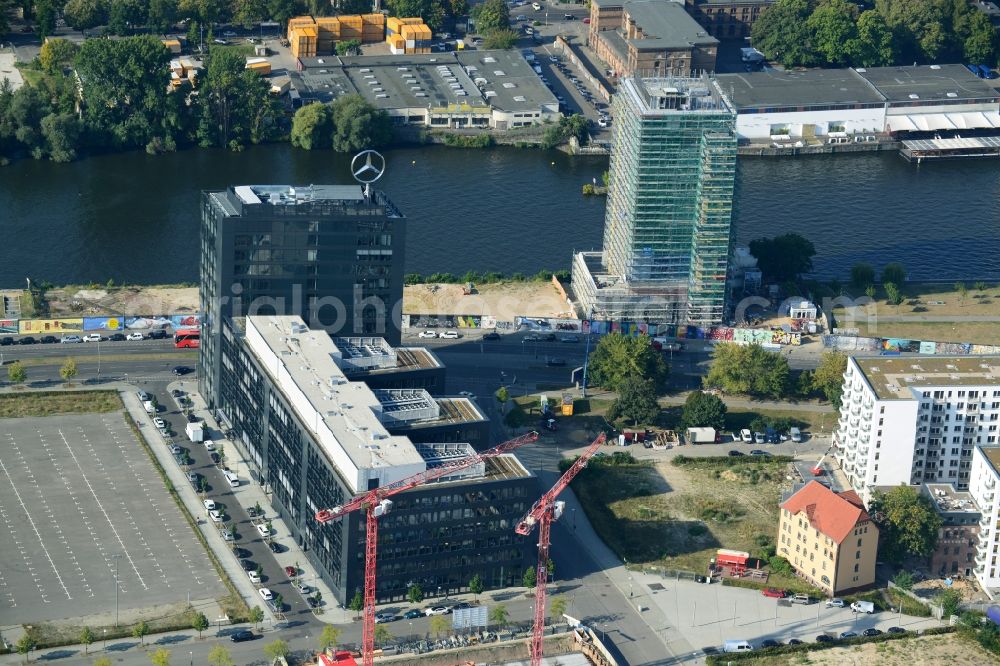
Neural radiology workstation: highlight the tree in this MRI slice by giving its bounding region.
[348,588,364,618]
[469,573,484,601]
[339,0,372,14]
[748,233,816,283]
[335,38,362,56]
[704,343,790,399]
[475,0,509,33]
[35,0,58,39]
[884,282,903,306]
[955,281,968,305]
[446,0,467,18]
[607,378,660,427]
[290,103,332,150]
[881,262,906,286]
[76,36,176,151]
[262,639,289,660]
[80,627,95,655]
[806,0,858,66]
[233,0,266,28]
[750,0,816,68]
[373,624,392,647]
[385,0,446,31]
[489,604,509,629]
[865,284,876,299]
[482,28,518,50]
[192,612,209,638]
[132,620,149,646]
[936,587,962,618]
[147,0,179,33]
[15,634,36,663]
[108,0,147,35]
[329,94,393,153]
[39,38,80,74]
[197,45,283,149]
[852,10,895,66]
[249,605,265,628]
[964,11,997,65]
[407,584,424,604]
[149,647,171,666]
[681,390,727,431]
[810,351,848,408]
[429,614,450,638]
[494,386,509,412]
[849,262,875,291]
[892,569,914,591]
[318,625,341,652]
[60,357,78,383]
[522,566,536,588]
[64,0,110,31]
[869,486,942,564]
[0,0,12,35]
[40,112,82,162]
[206,645,233,666]
[8,361,26,385]
[587,332,669,394]
[549,595,567,622]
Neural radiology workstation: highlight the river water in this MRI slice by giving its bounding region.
[1,144,998,285]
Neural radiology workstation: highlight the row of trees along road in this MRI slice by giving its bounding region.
[586,333,669,426]
[752,0,998,69]
[2,1,467,39]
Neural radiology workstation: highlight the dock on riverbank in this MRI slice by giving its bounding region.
[738,140,901,157]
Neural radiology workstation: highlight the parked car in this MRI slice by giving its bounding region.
[126,332,144,341]
[403,609,424,619]
[750,450,770,456]
[418,330,437,339]
[209,510,224,522]
[284,566,298,578]
[482,332,501,341]
[862,628,882,637]
[753,432,766,444]
[0,337,11,346]
[825,598,845,608]
[850,600,875,614]
[293,580,310,594]
[560,335,580,343]
[82,333,102,342]
[815,634,833,643]
[203,499,216,511]
[169,445,182,455]
[240,559,256,572]
[762,588,786,598]
[760,639,781,648]
[41,335,58,344]
[258,587,273,601]
[230,630,256,643]
[839,631,858,639]
[109,333,126,341]
[425,606,451,616]
[375,612,398,623]
[153,417,166,429]
[886,626,906,634]
[147,329,168,339]
[268,541,284,553]
[440,330,460,339]
[787,639,803,645]
[740,429,753,442]
[728,450,744,457]
[60,335,82,343]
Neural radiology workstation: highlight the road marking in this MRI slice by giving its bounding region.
[56,429,148,591]
[0,455,72,600]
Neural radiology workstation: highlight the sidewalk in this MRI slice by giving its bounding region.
[170,381,354,625]
[119,389,274,626]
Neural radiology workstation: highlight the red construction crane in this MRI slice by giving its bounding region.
[515,433,606,666]
[314,431,539,666]
[812,443,836,476]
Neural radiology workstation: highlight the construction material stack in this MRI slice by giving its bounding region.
[315,16,340,53]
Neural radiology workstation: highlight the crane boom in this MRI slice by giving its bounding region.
[313,430,539,666]
[516,433,606,666]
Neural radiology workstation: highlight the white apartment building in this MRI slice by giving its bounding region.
[969,446,1000,597]
[835,356,1000,503]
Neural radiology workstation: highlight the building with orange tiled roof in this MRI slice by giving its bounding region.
[777,481,879,595]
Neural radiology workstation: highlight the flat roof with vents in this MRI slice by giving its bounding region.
[853,356,1000,400]
[854,64,1000,104]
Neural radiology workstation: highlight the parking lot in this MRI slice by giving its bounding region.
[0,413,225,624]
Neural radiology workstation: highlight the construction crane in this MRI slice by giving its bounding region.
[314,431,539,666]
[515,433,606,666]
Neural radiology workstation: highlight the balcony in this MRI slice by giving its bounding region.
[852,392,863,405]
[849,418,860,428]
[861,422,871,432]
[858,447,870,458]
[980,514,992,528]
[988,478,996,490]
[975,551,987,565]
[985,492,995,503]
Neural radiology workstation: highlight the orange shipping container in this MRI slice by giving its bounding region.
[362,13,385,26]
[386,17,403,34]
[400,17,423,25]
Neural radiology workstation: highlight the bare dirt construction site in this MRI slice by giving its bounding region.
[735,633,993,665]
[44,286,198,317]
[403,281,572,319]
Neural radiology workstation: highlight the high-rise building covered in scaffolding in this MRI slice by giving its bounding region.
[573,74,738,326]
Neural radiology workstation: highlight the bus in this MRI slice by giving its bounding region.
[174,329,200,348]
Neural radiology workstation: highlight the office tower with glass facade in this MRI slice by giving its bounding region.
[199,184,405,408]
[573,74,737,325]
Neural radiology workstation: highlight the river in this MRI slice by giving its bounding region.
[1,144,998,285]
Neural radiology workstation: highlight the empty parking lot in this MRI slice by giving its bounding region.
[0,412,226,625]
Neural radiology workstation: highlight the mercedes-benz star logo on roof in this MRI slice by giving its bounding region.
[351,150,386,185]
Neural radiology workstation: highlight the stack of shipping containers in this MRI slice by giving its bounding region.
[362,14,386,43]
[315,16,340,53]
[288,16,318,59]
[339,14,363,44]
[400,23,432,54]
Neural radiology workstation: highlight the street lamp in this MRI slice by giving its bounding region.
[113,554,122,627]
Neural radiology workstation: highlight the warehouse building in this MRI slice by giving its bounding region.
[716,65,1000,142]
[291,51,559,129]
[217,315,535,604]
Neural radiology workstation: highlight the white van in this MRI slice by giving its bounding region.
[224,471,239,488]
[723,640,753,653]
[790,427,802,442]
